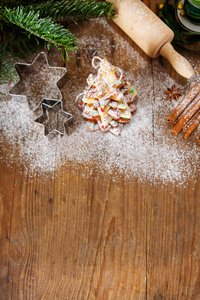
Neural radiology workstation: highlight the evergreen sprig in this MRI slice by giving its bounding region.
[35,0,115,21]
[4,6,78,54]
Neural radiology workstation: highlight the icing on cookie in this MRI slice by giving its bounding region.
[108,108,121,120]
[97,120,111,132]
[109,124,123,136]
[88,121,99,132]
[109,100,118,109]
[118,100,127,109]
[110,120,118,127]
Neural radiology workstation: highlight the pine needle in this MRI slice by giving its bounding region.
[34,0,115,21]
[3,6,78,52]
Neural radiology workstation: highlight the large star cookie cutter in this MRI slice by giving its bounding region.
[35,99,73,136]
[8,52,73,135]
[9,52,66,111]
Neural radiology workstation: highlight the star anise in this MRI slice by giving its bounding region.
[164,84,183,101]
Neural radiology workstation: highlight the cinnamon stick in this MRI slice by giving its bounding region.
[171,93,200,135]
[183,110,200,132]
[167,83,200,124]
[184,110,200,139]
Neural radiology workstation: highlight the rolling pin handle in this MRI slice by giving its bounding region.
[159,42,194,79]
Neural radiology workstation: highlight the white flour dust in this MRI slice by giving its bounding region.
[0,20,199,185]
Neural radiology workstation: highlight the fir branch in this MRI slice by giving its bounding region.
[3,6,78,53]
[0,43,17,85]
[33,0,115,21]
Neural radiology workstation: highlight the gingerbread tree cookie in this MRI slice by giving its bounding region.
[76,56,137,136]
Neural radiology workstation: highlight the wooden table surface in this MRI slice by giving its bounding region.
[0,1,200,299]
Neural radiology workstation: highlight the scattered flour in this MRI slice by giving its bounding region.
[0,19,199,185]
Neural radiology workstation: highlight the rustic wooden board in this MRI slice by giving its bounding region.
[0,1,200,299]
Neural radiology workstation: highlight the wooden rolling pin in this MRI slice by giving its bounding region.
[110,0,194,79]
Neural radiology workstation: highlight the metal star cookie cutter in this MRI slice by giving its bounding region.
[35,99,73,136]
[9,52,67,112]
[35,99,72,136]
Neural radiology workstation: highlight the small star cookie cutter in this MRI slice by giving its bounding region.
[35,99,73,136]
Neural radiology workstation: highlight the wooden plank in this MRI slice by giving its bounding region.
[0,160,148,299]
[147,47,200,298]
[145,2,200,297]
[0,158,15,300]
[147,180,200,299]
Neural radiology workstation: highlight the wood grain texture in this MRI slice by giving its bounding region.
[0,160,148,299]
[147,181,200,300]
[1,1,200,299]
